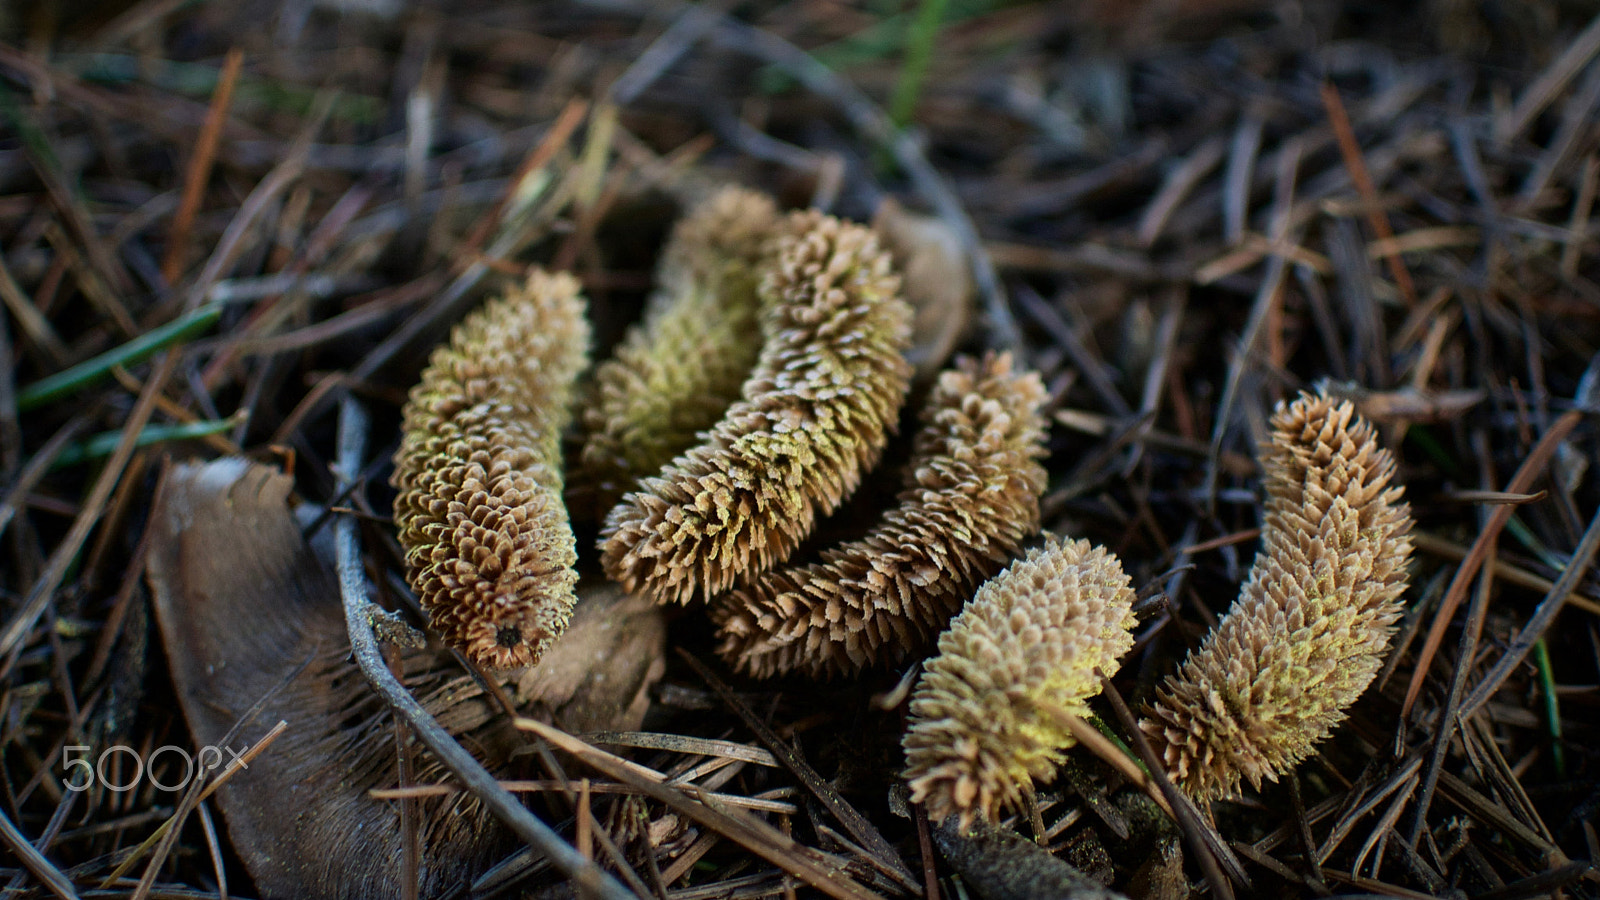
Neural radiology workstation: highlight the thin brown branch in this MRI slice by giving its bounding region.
[162,47,243,286]
[1320,81,1417,308]
[1401,409,1583,717]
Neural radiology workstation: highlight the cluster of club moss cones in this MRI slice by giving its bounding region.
[904,390,1414,823]
[393,185,1043,680]
[389,184,1414,823]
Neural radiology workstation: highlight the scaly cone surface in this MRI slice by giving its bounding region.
[392,269,589,669]
[1139,391,1414,799]
[600,211,913,605]
[577,187,782,509]
[902,537,1138,826]
[712,351,1048,678]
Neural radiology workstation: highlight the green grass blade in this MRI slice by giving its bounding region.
[888,0,951,129]
[16,304,223,412]
[50,412,242,470]
[1533,638,1566,777]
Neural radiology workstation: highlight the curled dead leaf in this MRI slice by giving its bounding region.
[873,197,974,379]
[145,458,665,898]
[147,458,513,898]
[514,582,667,733]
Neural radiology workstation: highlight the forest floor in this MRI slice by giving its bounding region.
[2,1,1599,898]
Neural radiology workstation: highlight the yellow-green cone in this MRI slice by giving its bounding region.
[600,211,914,605]
[577,187,781,510]
[391,270,589,669]
[903,537,1138,826]
[713,351,1048,678]
[1139,391,1414,799]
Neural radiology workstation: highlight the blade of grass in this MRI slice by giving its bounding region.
[49,412,244,470]
[162,47,244,286]
[1503,514,1569,572]
[1533,639,1566,777]
[889,0,949,129]
[14,304,222,411]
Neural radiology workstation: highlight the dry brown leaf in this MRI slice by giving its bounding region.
[146,458,517,898]
[514,582,666,733]
[145,459,663,897]
[873,197,974,379]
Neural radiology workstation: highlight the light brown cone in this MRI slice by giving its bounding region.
[391,270,589,669]
[576,187,781,509]
[902,537,1138,826]
[1138,391,1413,799]
[600,211,914,604]
[712,351,1048,678]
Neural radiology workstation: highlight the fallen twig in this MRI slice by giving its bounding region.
[332,397,635,900]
